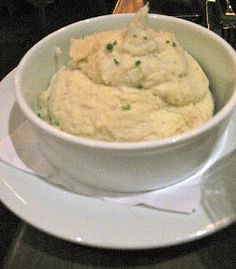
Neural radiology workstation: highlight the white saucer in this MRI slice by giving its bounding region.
[0,70,236,250]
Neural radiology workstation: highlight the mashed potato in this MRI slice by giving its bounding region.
[38,6,214,142]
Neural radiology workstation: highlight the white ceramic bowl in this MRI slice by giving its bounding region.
[15,13,236,192]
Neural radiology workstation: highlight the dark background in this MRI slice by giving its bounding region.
[0,0,116,80]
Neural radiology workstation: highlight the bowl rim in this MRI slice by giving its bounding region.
[14,13,236,150]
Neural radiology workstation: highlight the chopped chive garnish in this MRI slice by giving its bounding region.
[137,84,143,89]
[143,36,148,40]
[113,58,119,65]
[106,43,113,52]
[106,40,117,52]
[172,41,176,47]
[121,104,131,111]
[166,40,170,44]
[135,60,141,66]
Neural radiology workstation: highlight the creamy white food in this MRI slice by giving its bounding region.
[38,6,214,142]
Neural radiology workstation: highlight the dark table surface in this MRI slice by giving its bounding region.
[0,1,236,268]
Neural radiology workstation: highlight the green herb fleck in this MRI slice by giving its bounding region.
[135,60,141,66]
[113,58,119,65]
[137,84,143,89]
[133,34,137,38]
[172,41,176,47]
[106,43,113,52]
[106,40,117,52]
[121,104,131,111]
[143,36,148,40]
[166,40,170,44]
[51,118,60,126]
